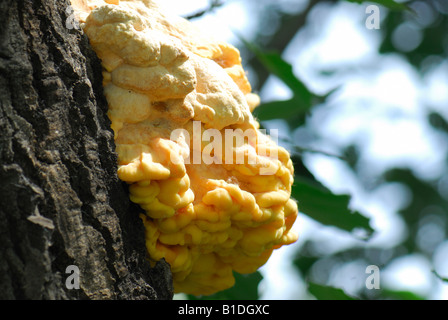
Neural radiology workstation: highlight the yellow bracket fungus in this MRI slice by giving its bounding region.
[73,0,299,296]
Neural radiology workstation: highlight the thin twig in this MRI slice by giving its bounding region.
[277,136,345,160]
[184,0,224,20]
[433,270,448,282]
[292,145,346,161]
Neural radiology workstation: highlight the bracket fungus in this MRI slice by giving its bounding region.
[73,0,299,295]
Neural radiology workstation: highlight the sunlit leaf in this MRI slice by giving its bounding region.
[308,282,357,300]
[253,98,307,121]
[292,177,374,237]
[238,35,312,108]
[252,51,312,104]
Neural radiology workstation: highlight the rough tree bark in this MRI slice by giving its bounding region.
[0,0,173,299]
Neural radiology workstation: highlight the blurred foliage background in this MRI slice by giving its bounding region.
[168,0,448,300]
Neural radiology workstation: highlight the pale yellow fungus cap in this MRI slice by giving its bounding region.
[73,0,299,296]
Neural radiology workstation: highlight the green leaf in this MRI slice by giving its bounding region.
[253,51,312,104]
[382,289,425,300]
[238,35,312,108]
[293,254,320,275]
[428,112,448,134]
[187,271,263,300]
[292,176,374,237]
[253,98,307,121]
[346,0,412,12]
[308,282,357,300]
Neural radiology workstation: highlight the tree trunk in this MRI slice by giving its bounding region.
[0,0,173,300]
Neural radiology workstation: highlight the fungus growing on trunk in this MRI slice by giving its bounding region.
[73,0,298,295]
